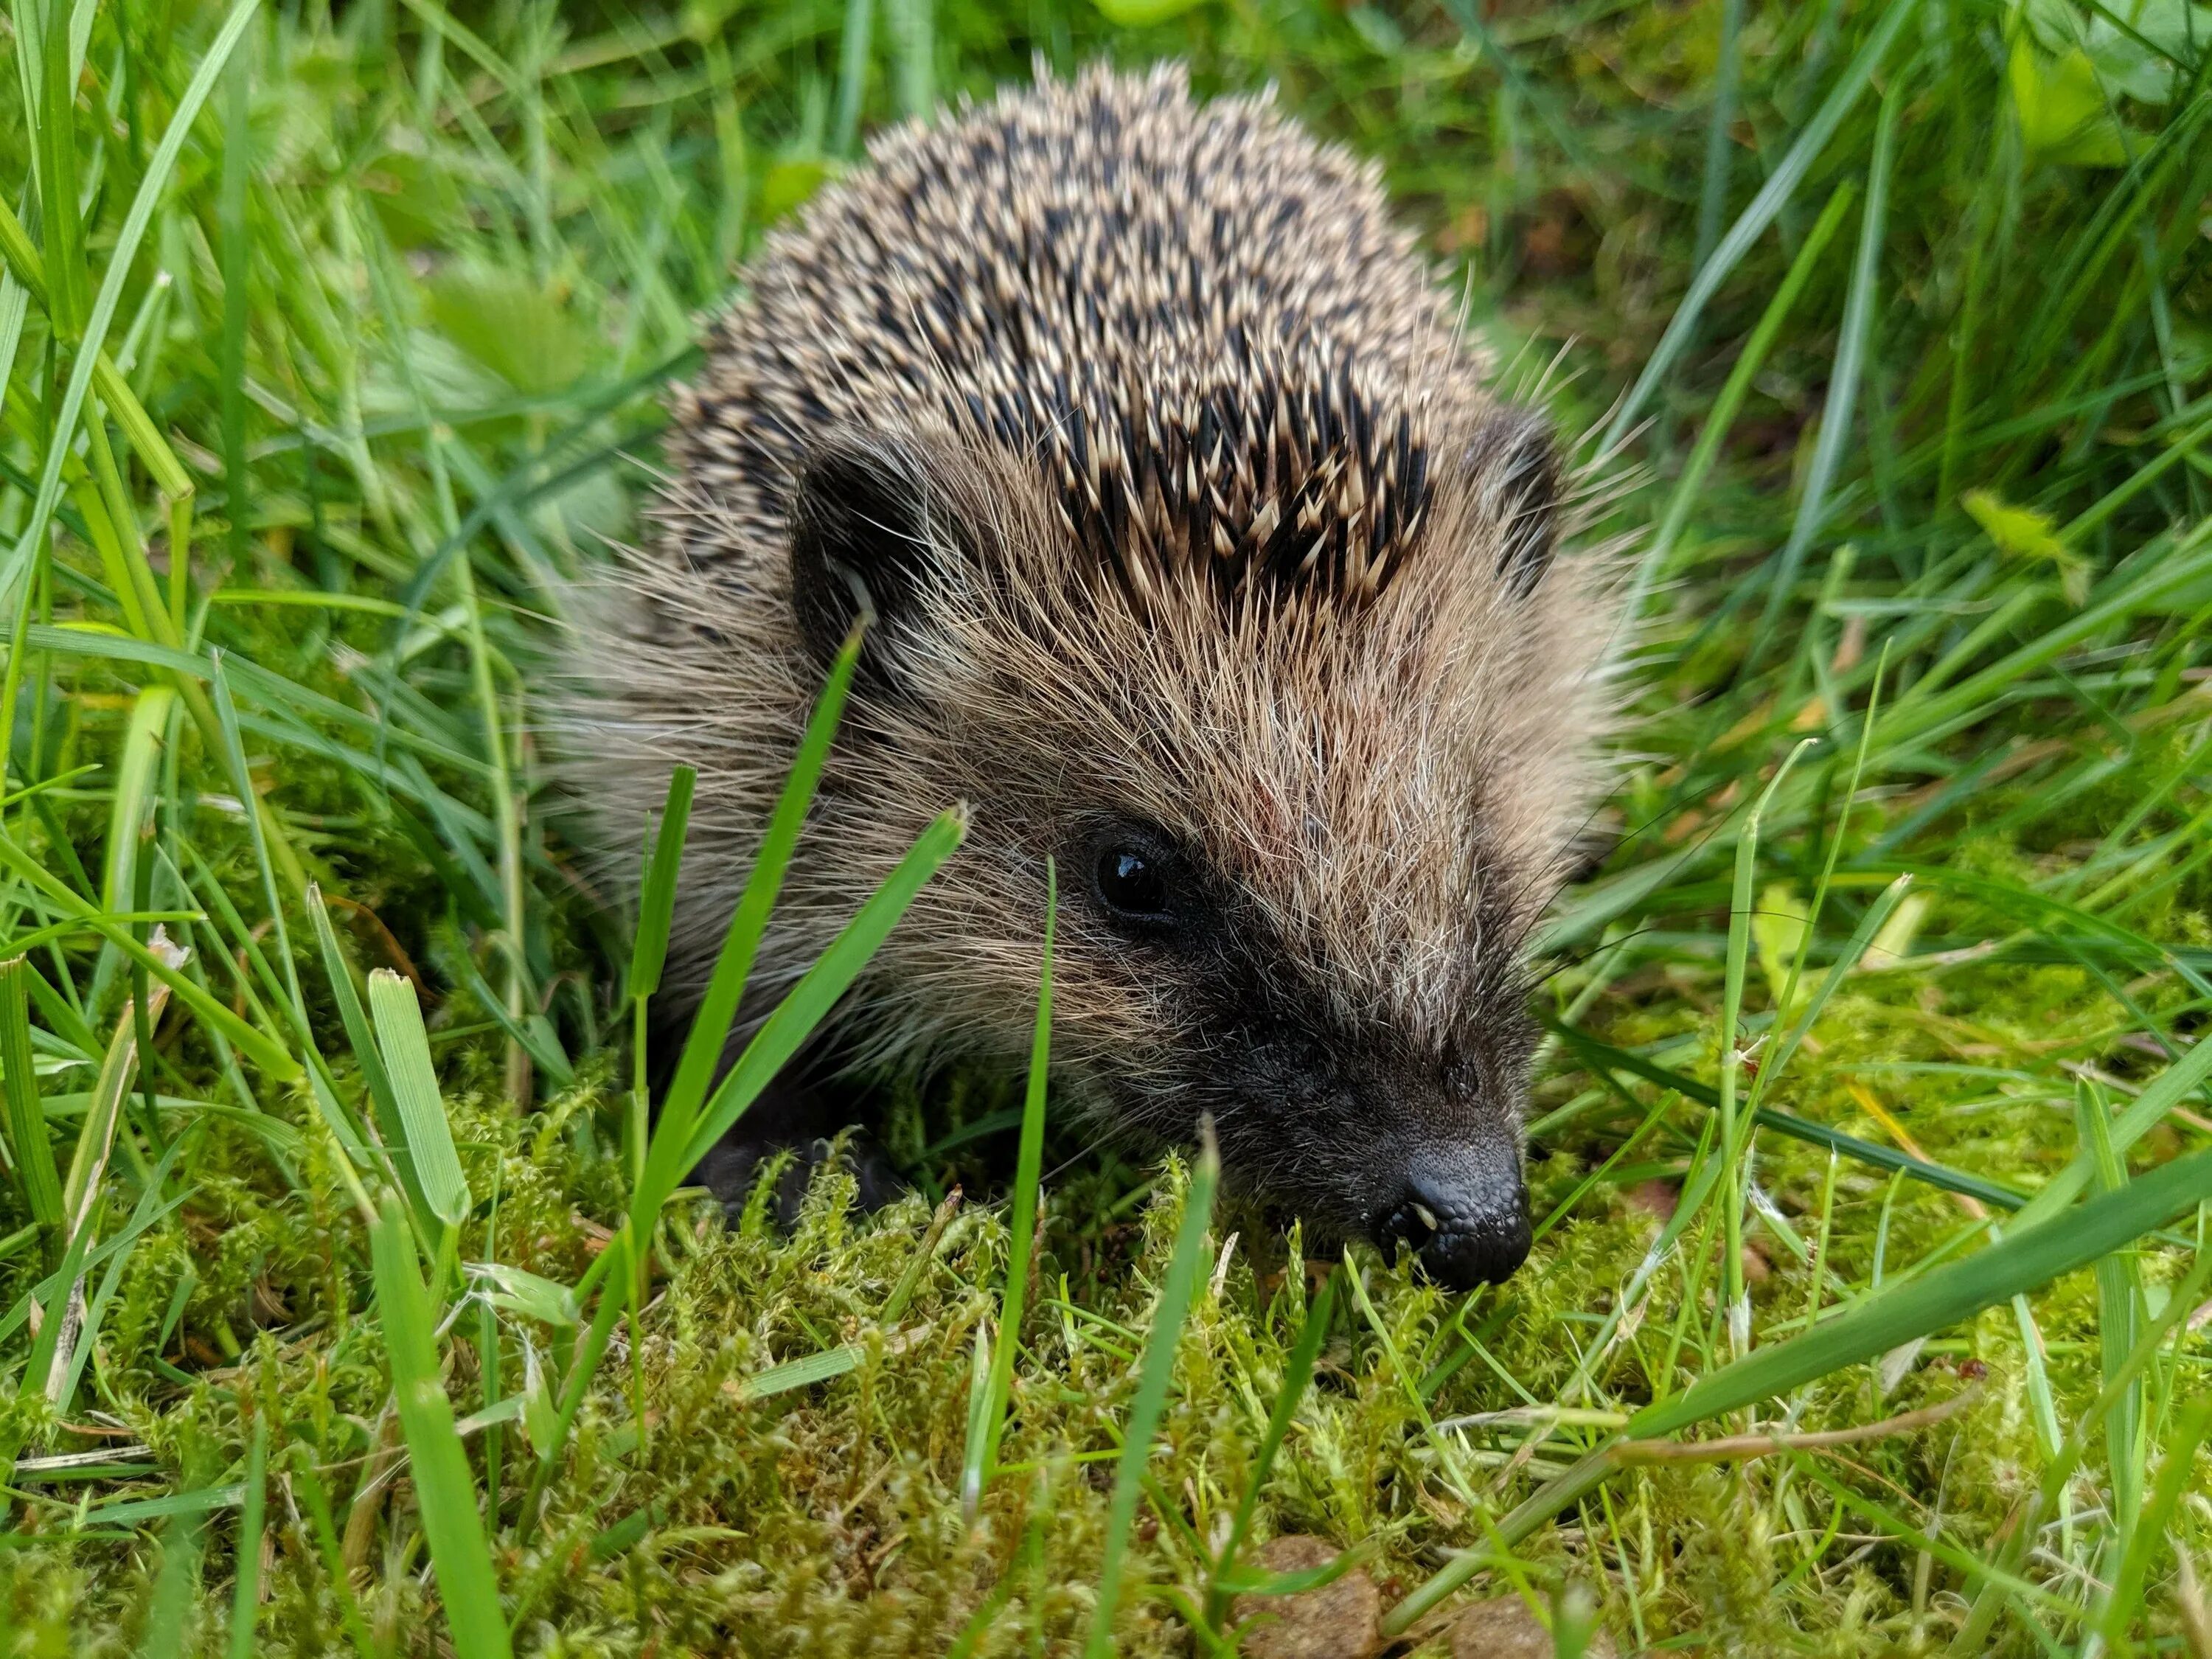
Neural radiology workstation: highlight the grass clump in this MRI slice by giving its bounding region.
[4,0,2212,1652]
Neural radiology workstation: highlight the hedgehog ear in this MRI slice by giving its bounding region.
[787,431,960,681]
[1475,411,1562,598]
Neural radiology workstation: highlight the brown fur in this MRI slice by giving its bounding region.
[557,63,1616,1272]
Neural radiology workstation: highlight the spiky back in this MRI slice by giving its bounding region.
[668,63,1472,610]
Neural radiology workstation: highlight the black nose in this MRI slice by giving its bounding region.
[1378,1162,1531,1291]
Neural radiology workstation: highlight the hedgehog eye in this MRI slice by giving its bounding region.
[1095,846,1170,917]
[1092,842,1177,926]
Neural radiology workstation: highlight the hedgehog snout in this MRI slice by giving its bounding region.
[1374,1141,1531,1292]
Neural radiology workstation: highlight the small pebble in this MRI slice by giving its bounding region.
[1231,1535,1382,1659]
[1447,1596,1618,1659]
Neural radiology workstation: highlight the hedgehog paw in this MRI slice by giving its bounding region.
[694,1130,905,1228]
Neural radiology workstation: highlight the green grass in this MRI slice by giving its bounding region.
[2,0,2211,1652]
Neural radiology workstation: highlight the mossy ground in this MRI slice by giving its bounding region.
[2,0,2210,1653]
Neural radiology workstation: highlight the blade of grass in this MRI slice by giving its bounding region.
[2101,1396,2212,1651]
[288,1457,377,1659]
[627,765,695,1008]
[526,800,963,1536]
[134,1504,208,1659]
[349,198,531,1105]
[369,1195,512,1659]
[1755,872,1913,1091]
[0,828,299,1079]
[1084,1127,1220,1659]
[225,1411,269,1659]
[1205,1266,1337,1629]
[219,44,251,568]
[206,654,307,1018]
[0,956,63,1235]
[59,960,175,1239]
[306,884,428,1230]
[627,762,694,1192]
[832,0,873,153]
[1692,0,1745,277]
[29,0,86,343]
[1717,739,1817,1357]
[2079,1082,2144,1540]
[889,0,931,116]
[965,856,1054,1519]
[0,1133,192,1358]
[731,1344,863,1402]
[677,805,968,1177]
[1953,1237,2212,1651]
[367,970,472,1230]
[13,1211,94,1442]
[2010,1021,2212,1230]
[52,1220,143,1419]
[99,686,176,919]
[1541,1011,2028,1212]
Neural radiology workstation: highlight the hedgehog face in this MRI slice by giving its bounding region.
[782,415,1611,1291]
[1057,810,1543,1290]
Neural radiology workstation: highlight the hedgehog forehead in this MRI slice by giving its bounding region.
[973,594,1507,1034]
[1201,719,1509,1042]
[1010,345,1436,613]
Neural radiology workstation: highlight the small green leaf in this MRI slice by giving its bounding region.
[475,1262,578,1328]
[1090,0,1205,23]
[1962,487,2066,560]
[2009,38,2128,167]
[1857,888,1929,970]
[731,1344,862,1401]
[758,158,833,223]
[586,1502,661,1563]
[519,1340,559,1453]
[1964,487,2093,605]
[422,263,591,395]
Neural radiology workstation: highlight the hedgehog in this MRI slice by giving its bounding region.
[559,63,1615,1290]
